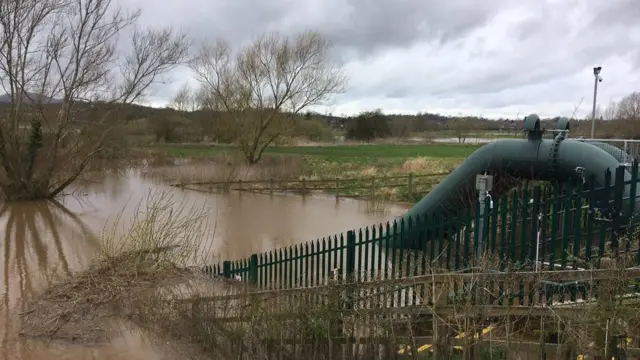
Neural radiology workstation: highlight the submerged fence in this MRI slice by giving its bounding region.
[174,172,448,202]
[205,161,640,306]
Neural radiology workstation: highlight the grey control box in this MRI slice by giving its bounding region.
[475,174,493,191]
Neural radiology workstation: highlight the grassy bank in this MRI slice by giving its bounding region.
[159,143,481,159]
[140,143,481,202]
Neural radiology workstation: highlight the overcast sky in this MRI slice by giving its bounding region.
[125,0,640,119]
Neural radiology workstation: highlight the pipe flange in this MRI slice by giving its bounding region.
[548,130,566,180]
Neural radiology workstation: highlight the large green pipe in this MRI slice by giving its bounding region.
[386,116,639,249]
[582,141,634,165]
[404,139,632,219]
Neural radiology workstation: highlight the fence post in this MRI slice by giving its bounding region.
[249,254,259,286]
[335,178,340,200]
[344,230,357,311]
[346,230,356,284]
[345,230,356,360]
[223,261,231,278]
[370,177,376,199]
[612,166,626,253]
[407,173,414,199]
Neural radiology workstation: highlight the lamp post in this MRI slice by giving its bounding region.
[590,66,602,138]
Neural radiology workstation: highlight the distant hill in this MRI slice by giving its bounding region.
[0,92,63,104]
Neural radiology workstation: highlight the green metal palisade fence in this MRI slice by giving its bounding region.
[204,161,640,306]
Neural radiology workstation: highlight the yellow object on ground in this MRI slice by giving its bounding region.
[397,324,496,355]
[576,337,632,360]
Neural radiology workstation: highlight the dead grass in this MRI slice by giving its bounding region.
[126,274,408,360]
[19,190,215,345]
[133,145,460,202]
[99,189,213,271]
[121,250,640,360]
[20,263,192,344]
[302,156,459,179]
[142,151,304,186]
[19,223,640,359]
[399,156,454,174]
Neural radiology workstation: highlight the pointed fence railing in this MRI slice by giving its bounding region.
[204,161,640,307]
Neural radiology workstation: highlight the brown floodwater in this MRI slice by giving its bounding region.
[0,168,408,360]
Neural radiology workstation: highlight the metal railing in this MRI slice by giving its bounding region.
[205,162,640,310]
[575,138,640,164]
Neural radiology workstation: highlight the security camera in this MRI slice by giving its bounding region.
[598,76,603,82]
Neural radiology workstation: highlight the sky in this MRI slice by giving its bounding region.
[124,0,640,119]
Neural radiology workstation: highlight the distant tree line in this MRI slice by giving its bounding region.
[113,86,640,149]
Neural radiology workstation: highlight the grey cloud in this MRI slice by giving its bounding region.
[133,0,296,47]
[409,2,638,98]
[316,0,510,60]
[132,0,509,58]
[127,0,513,100]
[124,0,640,117]
[590,0,640,29]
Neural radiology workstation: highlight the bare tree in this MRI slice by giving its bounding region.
[616,91,640,121]
[0,0,189,200]
[599,100,618,121]
[190,30,346,164]
[449,118,475,143]
[169,83,197,111]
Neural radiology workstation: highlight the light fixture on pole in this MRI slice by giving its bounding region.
[590,66,602,138]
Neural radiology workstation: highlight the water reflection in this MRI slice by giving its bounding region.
[0,169,408,360]
[1,200,99,307]
[1,198,101,360]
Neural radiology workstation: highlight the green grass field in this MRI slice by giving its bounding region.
[157,143,477,189]
[162,143,482,160]
[151,143,482,201]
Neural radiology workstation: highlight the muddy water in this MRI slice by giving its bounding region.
[0,169,407,360]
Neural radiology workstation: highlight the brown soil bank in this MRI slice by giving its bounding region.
[19,253,194,345]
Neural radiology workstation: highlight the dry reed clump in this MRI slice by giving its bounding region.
[20,189,214,345]
[360,166,378,177]
[142,152,304,185]
[127,253,555,360]
[126,274,417,360]
[363,197,391,215]
[553,231,640,359]
[99,189,213,272]
[123,147,176,167]
[399,156,452,174]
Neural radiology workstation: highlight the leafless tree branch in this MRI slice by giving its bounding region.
[190,30,347,164]
[0,0,190,200]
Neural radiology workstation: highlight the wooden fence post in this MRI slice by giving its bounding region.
[370,177,376,198]
[408,173,414,199]
[191,297,201,320]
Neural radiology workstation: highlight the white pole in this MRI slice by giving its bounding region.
[477,189,487,258]
[590,66,601,138]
